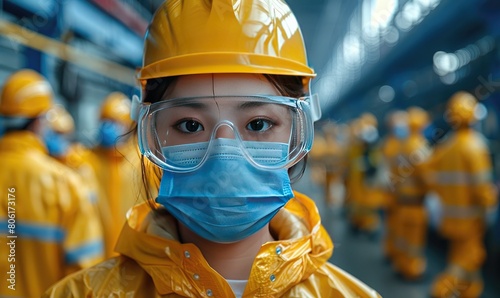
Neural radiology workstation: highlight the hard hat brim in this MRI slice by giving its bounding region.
[137,52,316,82]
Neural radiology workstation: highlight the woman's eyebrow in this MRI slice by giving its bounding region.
[238,101,270,110]
[173,102,209,109]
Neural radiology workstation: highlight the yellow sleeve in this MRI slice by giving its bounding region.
[467,142,498,209]
[59,168,104,274]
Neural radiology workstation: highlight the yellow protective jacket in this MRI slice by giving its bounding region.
[0,131,104,298]
[43,192,381,297]
[57,142,100,205]
[427,128,498,239]
[89,137,157,258]
[396,132,431,204]
[379,134,403,208]
[345,139,365,205]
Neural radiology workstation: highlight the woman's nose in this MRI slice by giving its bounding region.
[213,123,236,139]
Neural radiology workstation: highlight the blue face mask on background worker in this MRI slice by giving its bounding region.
[43,128,70,157]
[97,120,125,148]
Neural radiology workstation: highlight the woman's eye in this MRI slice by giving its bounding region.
[177,120,204,133]
[246,119,272,132]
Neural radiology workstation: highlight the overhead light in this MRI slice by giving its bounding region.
[378,85,395,102]
[433,36,495,77]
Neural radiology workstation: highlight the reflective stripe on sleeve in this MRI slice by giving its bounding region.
[0,220,65,242]
[65,240,104,264]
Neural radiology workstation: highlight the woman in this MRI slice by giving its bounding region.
[44,0,381,297]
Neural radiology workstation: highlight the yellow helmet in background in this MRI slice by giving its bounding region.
[46,104,75,134]
[137,0,315,91]
[100,92,132,126]
[407,106,429,132]
[354,113,379,143]
[359,112,378,128]
[0,69,53,118]
[385,110,408,129]
[445,91,477,127]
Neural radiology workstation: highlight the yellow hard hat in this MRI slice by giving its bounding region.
[46,104,75,134]
[100,92,132,125]
[445,91,477,126]
[407,106,429,132]
[0,69,53,118]
[137,0,315,90]
[385,110,408,129]
[359,112,378,127]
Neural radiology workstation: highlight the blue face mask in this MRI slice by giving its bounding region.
[98,120,125,148]
[156,138,294,243]
[393,123,409,140]
[43,129,70,157]
[423,123,435,142]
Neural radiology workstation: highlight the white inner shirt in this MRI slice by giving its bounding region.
[226,279,248,298]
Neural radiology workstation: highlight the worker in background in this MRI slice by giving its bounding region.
[309,128,327,186]
[0,69,104,297]
[428,91,498,298]
[379,110,409,261]
[89,92,158,258]
[391,106,432,280]
[44,104,100,206]
[344,118,363,218]
[310,122,347,207]
[346,113,384,236]
[322,122,347,207]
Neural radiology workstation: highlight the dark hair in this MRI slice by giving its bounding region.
[139,74,309,206]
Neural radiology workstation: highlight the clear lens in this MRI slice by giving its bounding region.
[138,95,314,172]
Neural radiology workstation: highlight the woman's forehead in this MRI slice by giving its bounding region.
[166,74,279,99]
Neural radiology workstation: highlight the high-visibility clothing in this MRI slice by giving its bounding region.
[89,136,157,258]
[310,131,346,205]
[427,129,497,239]
[347,139,385,233]
[431,235,485,298]
[323,132,347,206]
[428,128,497,298]
[43,192,381,298]
[56,143,100,205]
[0,131,104,298]
[309,134,328,185]
[379,134,403,259]
[391,133,431,279]
[393,205,427,279]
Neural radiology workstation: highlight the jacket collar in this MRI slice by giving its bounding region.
[116,192,333,296]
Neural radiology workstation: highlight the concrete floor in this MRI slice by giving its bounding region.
[293,168,500,298]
